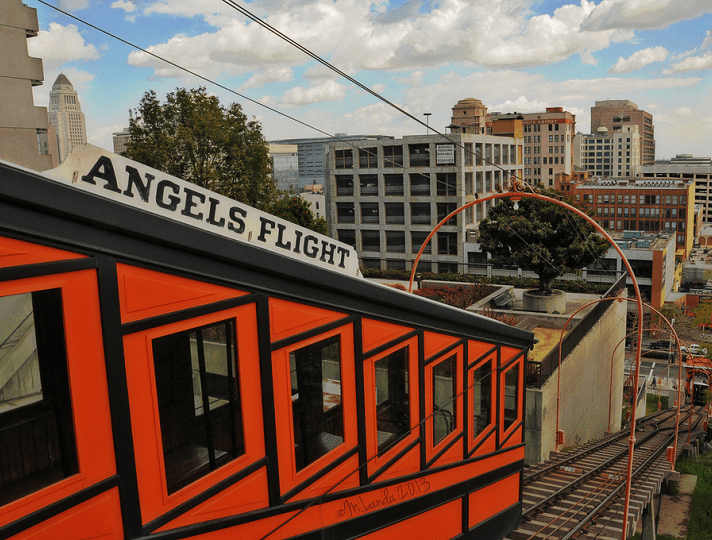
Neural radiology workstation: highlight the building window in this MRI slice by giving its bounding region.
[385,203,405,224]
[336,202,355,223]
[386,231,405,253]
[361,230,380,251]
[374,347,410,454]
[411,203,431,225]
[464,143,473,166]
[465,172,473,195]
[335,175,353,196]
[437,203,457,226]
[471,358,493,440]
[383,145,403,167]
[409,144,430,167]
[289,336,343,471]
[384,174,404,196]
[0,290,78,506]
[335,149,353,169]
[337,229,356,247]
[437,232,458,255]
[410,173,431,196]
[432,355,457,446]
[436,173,457,196]
[360,202,379,224]
[503,362,520,431]
[152,319,244,494]
[359,147,378,169]
[359,175,379,196]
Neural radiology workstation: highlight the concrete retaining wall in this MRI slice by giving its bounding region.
[525,298,627,464]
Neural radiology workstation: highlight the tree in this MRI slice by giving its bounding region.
[124,87,277,211]
[477,188,609,295]
[271,195,328,235]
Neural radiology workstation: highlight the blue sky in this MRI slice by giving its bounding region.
[27,0,712,159]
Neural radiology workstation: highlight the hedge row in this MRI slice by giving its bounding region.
[361,267,613,295]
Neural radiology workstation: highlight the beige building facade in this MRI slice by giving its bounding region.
[591,100,654,165]
[48,74,88,163]
[574,124,641,178]
[0,0,57,170]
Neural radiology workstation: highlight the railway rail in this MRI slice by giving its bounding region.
[506,406,707,540]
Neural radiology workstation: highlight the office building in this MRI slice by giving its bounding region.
[270,135,393,191]
[268,143,299,192]
[638,156,712,225]
[574,124,641,178]
[48,73,87,163]
[327,133,522,273]
[0,0,57,170]
[113,127,130,155]
[560,176,694,256]
[591,100,654,165]
[450,101,574,189]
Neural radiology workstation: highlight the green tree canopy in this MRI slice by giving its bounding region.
[477,189,610,294]
[271,195,328,235]
[124,87,277,211]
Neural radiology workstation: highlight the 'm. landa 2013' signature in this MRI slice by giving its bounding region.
[336,478,431,519]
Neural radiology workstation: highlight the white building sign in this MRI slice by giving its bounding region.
[436,144,455,165]
[45,145,361,277]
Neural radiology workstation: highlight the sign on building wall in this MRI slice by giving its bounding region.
[45,145,361,277]
[436,144,455,165]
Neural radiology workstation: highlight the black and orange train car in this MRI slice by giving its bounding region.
[0,147,534,540]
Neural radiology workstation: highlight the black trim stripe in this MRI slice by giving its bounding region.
[353,318,369,487]
[0,476,120,540]
[121,294,258,335]
[362,328,420,359]
[288,463,523,540]
[96,258,144,538]
[143,459,268,534]
[424,338,465,366]
[270,315,356,351]
[426,432,465,470]
[367,438,421,484]
[467,426,497,458]
[0,257,98,283]
[255,295,282,508]
[467,345,497,370]
[280,447,360,504]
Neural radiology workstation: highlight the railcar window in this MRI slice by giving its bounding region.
[472,360,493,438]
[374,347,409,454]
[290,336,343,470]
[0,290,77,506]
[152,319,244,495]
[433,355,457,445]
[503,363,520,430]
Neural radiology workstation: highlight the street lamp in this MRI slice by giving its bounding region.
[424,112,431,134]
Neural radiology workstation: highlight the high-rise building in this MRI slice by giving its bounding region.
[48,73,87,163]
[0,0,58,170]
[450,101,575,188]
[268,143,299,192]
[574,124,641,178]
[591,100,654,165]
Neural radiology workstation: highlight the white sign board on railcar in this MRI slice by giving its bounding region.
[45,145,361,277]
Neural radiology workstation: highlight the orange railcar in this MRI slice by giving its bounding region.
[0,149,533,540]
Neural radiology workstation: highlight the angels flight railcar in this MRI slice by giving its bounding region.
[0,146,533,540]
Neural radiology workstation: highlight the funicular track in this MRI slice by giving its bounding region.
[506,406,706,540]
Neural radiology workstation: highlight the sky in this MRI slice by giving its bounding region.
[26,0,712,160]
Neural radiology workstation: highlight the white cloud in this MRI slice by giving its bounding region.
[663,52,712,73]
[371,83,386,94]
[27,23,100,69]
[59,0,90,10]
[127,0,641,83]
[395,70,425,86]
[609,46,668,73]
[582,0,712,31]
[242,67,294,89]
[490,96,551,114]
[111,1,136,12]
[279,80,348,107]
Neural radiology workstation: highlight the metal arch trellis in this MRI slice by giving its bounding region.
[406,176,646,540]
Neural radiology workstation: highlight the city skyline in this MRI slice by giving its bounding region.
[26,0,712,160]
